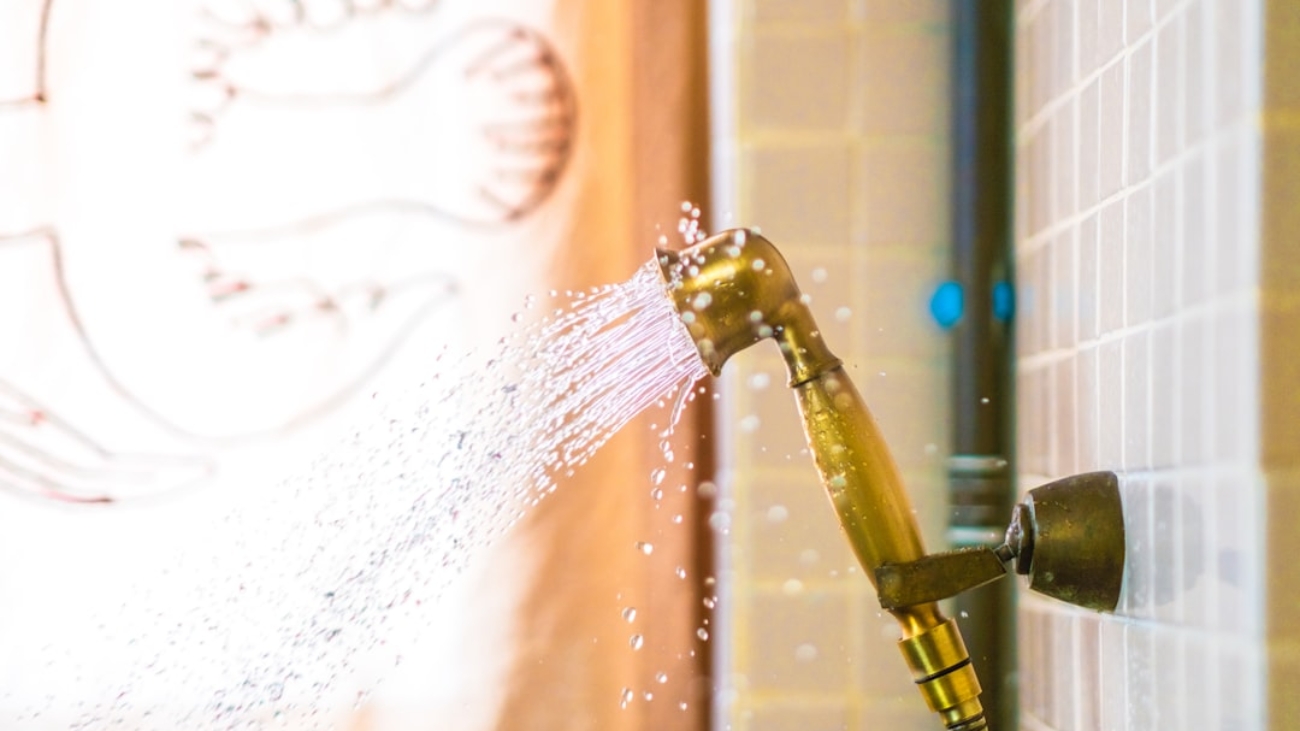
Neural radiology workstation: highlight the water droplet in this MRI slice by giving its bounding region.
[752,258,766,271]
[651,487,664,501]
[696,628,710,641]
[630,634,644,650]
[766,504,788,523]
[698,481,718,498]
[643,691,654,701]
[620,687,635,708]
[679,702,689,711]
[708,512,731,533]
[703,596,716,609]
[981,397,991,404]
[811,267,828,283]
[739,415,761,432]
[748,372,771,390]
[656,672,669,684]
[681,201,692,213]
[961,610,970,618]
[671,514,683,524]
[693,292,713,310]
[623,607,638,622]
[635,541,655,555]
[835,306,852,322]
[675,566,687,580]
[651,468,666,485]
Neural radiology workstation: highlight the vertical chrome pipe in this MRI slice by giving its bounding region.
[948,1,1015,728]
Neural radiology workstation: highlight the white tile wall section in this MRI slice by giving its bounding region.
[1015,0,1268,730]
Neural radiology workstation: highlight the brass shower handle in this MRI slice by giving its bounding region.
[874,471,1126,613]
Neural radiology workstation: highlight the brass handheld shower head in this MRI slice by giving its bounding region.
[658,229,988,731]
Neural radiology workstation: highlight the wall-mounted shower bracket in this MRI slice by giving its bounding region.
[875,471,1125,613]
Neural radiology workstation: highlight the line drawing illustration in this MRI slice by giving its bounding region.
[0,0,53,108]
[0,6,579,502]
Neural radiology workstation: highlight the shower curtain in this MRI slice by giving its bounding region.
[0,0,707,729]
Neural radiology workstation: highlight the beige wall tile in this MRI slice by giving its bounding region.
[742,30,851,133]
[746,144,854,248]
[749,0,847,26]
[858,141,947,247]
[747,590,854,693]
[857,28,948,136]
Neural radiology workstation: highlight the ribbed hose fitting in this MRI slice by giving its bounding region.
[898,619,988,730]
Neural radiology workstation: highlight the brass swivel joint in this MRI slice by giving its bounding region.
[657,229,988,731]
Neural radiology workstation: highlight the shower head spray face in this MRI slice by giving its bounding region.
[656,229,839,386]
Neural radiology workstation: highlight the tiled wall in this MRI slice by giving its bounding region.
[710,1,953,729]
[1014,0,1271,729]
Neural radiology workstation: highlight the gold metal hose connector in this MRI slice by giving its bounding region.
[658,229,987,731]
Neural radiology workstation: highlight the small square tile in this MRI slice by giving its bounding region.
[1125,184,1154,326]
[1127,0,1154,43]
[1213,0,1248,126]
[1126,39,1154,185]
[860,0,948,24]
[1154,626,1187,729]
[1124,623,1157,731]
[1120,476,1154,618]
[1079,213,1100,341]
[1079,78,1102,210]
[1152,168,1178,319]
[1099,62,1126,200]
[1052,613,1078,730]
[1184,0,1208,145]
[1027,125,1052,236]
[860,361,947,469]
[1077,346,1100,470]
[749,701,852,731]
[1053,0,1078,91]
[1098,0,1124,65]
[1152,477,1185,623]
[859,142,947,246]
[1052,228,1079,349]
[743,31,851,133]
[1178,314,1209,465]
[1154,14,1184,165]
[1052,102,1078,221]
[1182,153,1211,307]
[1211,306,1252,463]
[1077,614,1102,731]
[861,249,948,360]
[1053,357,1078,475]
[750,0,848,25]
[748,590,854,693]
[1099,618,1127,731]
[1099,338,1123,467]
[858,29,948,136]
[747,144,854,248]
[1123,331,1151,470]
[1213,133,1254,296]
[749,474,860,584]
[1150,323,1176,467]
[1079,0,1100,75]
[1099,199,1125,334]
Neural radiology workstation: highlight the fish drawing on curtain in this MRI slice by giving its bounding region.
[0,0,578,503]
